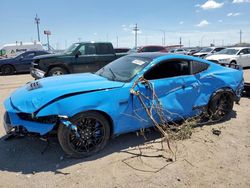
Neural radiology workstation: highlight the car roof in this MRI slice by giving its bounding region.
[141,45,164,48]
[127,52,208,62]
[226,47,250,50]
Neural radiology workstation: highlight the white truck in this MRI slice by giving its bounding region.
[0,42,44,59]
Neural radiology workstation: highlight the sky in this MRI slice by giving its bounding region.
[0,0,250,49]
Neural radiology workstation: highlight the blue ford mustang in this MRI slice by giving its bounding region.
[3,53,244,157]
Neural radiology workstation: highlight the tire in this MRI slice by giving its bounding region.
[1,65,15,75]
[208,90,234,122]
[229,61,237,68]
[48,67,67,76]
[58,111,111,158]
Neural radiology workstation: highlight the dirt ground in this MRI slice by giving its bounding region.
[0,70,250,188]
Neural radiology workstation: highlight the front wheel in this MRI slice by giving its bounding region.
[208,91,234,122]
[229,61,237,68]
[48,67,67,76]
[58,111,110,158]
[1,65,15,75]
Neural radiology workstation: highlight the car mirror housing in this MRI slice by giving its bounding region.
[75,51,81,58]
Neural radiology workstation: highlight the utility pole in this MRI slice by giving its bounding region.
[34,14,40,42]
[239,29,243,44]
[44,30,51,51]
[159,30,166,46]
[133,23,139,48]
[179,37,182,47]
[116,36,118,48]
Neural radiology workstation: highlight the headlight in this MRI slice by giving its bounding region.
[218,59,230,63]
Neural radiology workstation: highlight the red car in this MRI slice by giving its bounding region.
[130,45,168,53]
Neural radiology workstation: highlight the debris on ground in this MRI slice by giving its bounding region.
[212,128,221,136]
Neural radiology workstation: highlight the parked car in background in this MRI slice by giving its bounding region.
[30,42,127,79]
[0,50,50,75]
[186,48,201,56]
[169,48,187,55]
[206,47,250,68]
[193,47,224,58]
[114,48,130,53]
[4,53,243,157]
[0,42,44,59]
[129,45,168,53]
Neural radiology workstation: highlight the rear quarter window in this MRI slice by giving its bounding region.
[191,61,209,74]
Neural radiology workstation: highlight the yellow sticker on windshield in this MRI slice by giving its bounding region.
[132,59,145,66]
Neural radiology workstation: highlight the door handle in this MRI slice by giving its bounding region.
[191,83,200,88]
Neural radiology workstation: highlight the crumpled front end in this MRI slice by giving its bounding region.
[3,97,57,135]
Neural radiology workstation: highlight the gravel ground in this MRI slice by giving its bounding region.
[0,70,250,188]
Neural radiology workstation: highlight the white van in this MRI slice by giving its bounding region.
[0,42,44,58]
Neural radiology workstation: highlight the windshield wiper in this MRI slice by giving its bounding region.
[109,68,117,80]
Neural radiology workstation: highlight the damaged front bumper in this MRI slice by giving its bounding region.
[3,112,13,134]
[4,98,56,135]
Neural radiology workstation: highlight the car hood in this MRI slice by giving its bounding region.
[8,73,125,113]
[206,54,236,60]
[0,57,15,63]
[33,53,64,60]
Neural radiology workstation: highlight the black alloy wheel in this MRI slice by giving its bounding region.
[58,111,110,158]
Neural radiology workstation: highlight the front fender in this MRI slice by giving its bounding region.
[36,87,130,127]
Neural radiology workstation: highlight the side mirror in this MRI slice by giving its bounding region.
[239,52,244,55]
[75,51,81,58]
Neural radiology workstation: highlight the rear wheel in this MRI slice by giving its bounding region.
[208,91,234,122]
[48,67,67,76]
[58,111,110,158]
[1,65,15,75]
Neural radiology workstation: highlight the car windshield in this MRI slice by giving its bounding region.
[96,56,151,82]
[64,43,80,54]
[217,48,239,55]
[200,48,212,53]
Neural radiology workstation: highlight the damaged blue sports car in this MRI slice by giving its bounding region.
[3,53,244,157]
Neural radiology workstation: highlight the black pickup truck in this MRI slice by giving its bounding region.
[30,42,127,79]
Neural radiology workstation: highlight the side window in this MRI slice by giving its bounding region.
[144,60,190,80]
[85,44,96,55]
[78,45,86,55]
[77,44,96,55]
[191,61,209,74]
[150,47,164,52]
[214,48,223,52]
[240,49,250,55]
[96,44,113,54]
[24,52,35,58]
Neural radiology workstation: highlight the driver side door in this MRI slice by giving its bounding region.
[72,44,97,73]
[15,52,36,72]
[118,59,201,133]
[141,59,201,121]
